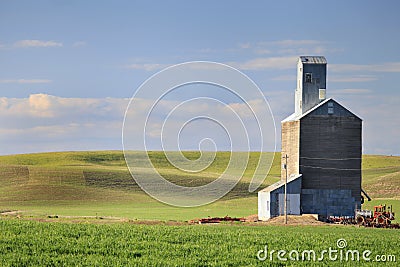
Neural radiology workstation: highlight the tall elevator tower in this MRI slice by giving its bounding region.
[295,56,327,115]
[258,56,363,220]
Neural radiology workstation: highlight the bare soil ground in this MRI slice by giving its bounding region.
[1,211,327,226]
[242,214,331,226]
[261,214,326,225]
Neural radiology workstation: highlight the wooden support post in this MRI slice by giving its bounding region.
[283,154,289,224]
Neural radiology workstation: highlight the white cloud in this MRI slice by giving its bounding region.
[0,94,277,154]
[330,89,372,95]
[329,75,377,82]
[28,94,55,117]
[238,39,344,57]
[125,63,168,71]
[270,73,378,83]
[14,39,63,48]
[377,62,400,72]
[278,46,330,55]
[0,94,129,123]
[124,62,228,71]
[0,92,398,156]
[227,56,298,70]
[0,79,52,84]
[330,62,400,73]
[124,39,335,72]
[231,40,329,56]
[238,43,251,49]
[254,49,272,55]
[196,48,216,53]
[0,94,130,154]
[258,40,324,47]
[271,75,296,81]
[72,41,87,47]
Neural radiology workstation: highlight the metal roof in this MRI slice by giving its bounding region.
[282,98,332,122]
[299,56,327,64]
[259,174,302,193]
[281,98,362,123]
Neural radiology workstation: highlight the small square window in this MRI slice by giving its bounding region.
[328,102,334,107]
[305,73,312,83]
[328,107,334,114]
[319,89,326,100]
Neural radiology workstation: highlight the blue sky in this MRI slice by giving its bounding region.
[0,0,399,155]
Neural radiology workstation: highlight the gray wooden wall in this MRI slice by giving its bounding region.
[299,115,362,201]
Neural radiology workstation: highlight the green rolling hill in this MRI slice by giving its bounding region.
[0,151,399,221]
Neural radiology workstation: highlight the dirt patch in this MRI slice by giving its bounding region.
[188,214,327,226]
[244,214,259,222]
[2,211,327,227]
[0,210,22,217]
[258,214,326,225]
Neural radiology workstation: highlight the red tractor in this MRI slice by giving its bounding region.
[355,204,397,228]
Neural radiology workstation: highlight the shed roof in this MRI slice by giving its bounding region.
[300,56,327,64]
[259,174,302,193]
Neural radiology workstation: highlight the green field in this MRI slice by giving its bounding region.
[0,151,400,266]
[0,219,399,266]
[0,151,279,220]
[0,151,399,221]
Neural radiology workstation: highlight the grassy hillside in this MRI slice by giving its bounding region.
[0,151,279,220]
[0,151,399,220]
[362,155,400,199]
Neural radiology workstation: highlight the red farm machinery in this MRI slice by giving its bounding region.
[327,204,399,228]
[355,204,399,229]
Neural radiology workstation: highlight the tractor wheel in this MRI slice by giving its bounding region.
[377,215,385,225]
[356,216,365,225]
[383,217,391,226]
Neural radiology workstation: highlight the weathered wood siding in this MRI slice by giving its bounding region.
[299,114,362,201]
[281,120,300,180]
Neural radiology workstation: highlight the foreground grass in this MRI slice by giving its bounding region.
[0,219,399,266]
